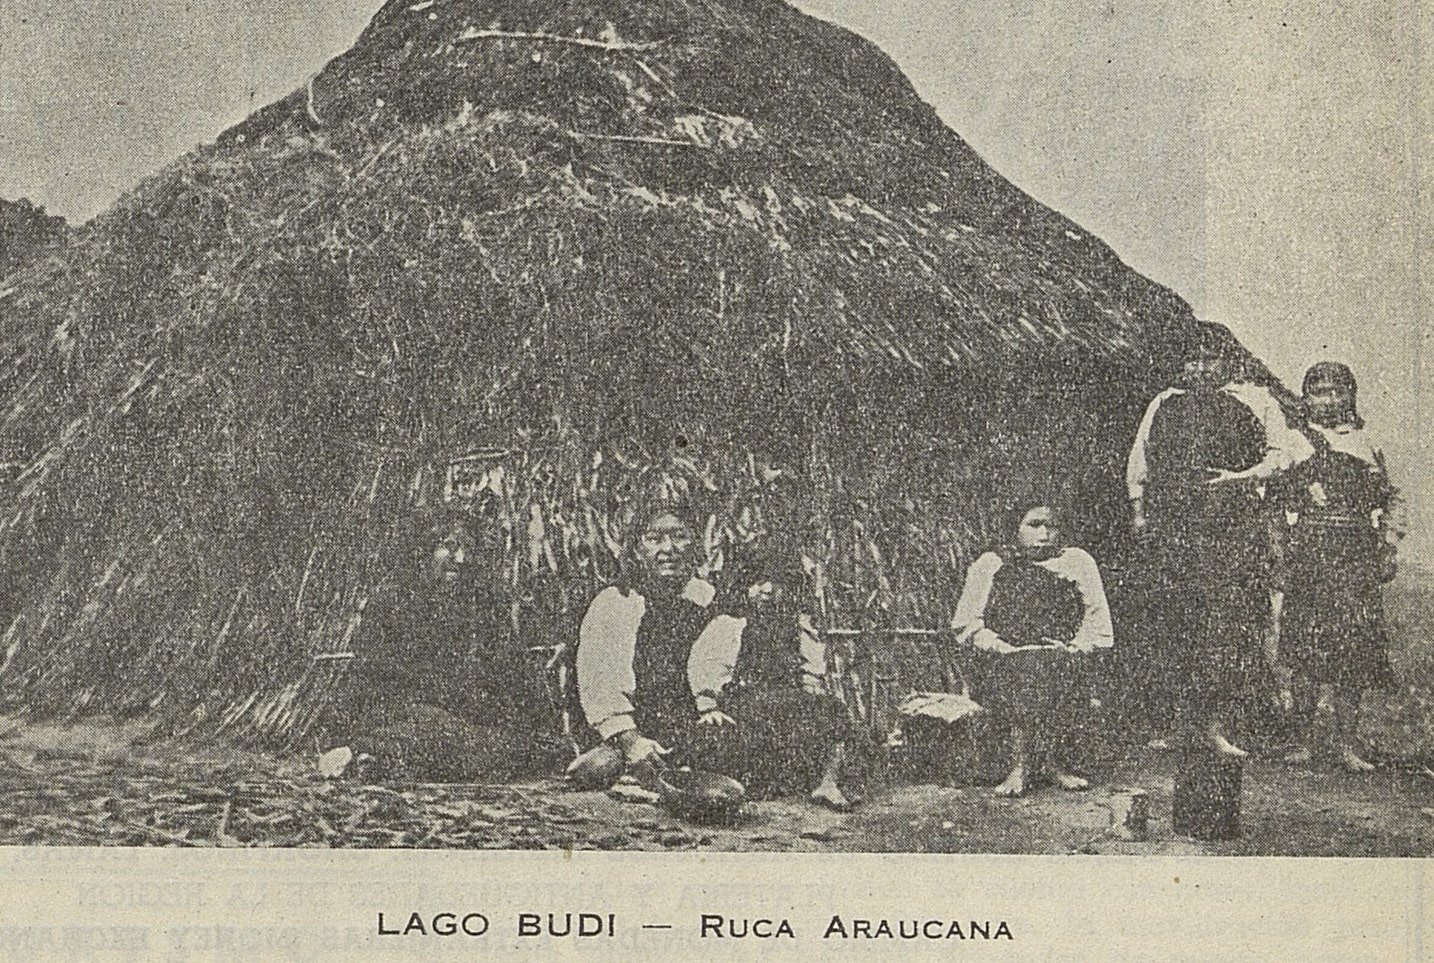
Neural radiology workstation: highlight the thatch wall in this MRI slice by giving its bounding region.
[0,198,68,281]
[0,0,1274,741]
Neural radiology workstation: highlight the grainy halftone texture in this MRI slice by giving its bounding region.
[0,0,1277,740]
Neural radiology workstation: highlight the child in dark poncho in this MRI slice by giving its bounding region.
[331,517,544,781]
[713,545,854,809]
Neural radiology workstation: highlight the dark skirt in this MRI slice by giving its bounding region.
[1282,524,1395,690]
[682,687,852,798]
[978,647,1091,722]
[1141,520,1270,719]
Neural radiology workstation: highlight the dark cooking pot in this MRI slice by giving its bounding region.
[654,769,746,824]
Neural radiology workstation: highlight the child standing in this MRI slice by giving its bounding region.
[1275,362,1398,771]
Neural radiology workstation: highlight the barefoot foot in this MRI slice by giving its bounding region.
[1283,746,1313,766]
[993,767,1027,798]
[1203,726,1249,760]
[1047,769,1090,791]
[809,782,853,812]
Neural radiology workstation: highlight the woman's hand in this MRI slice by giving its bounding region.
[698,709,736,727]
[972,629,1018,654]
[613,730,669,766]
[1207,467,1254,487]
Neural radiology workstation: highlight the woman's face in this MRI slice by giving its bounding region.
[1015,506,1059,552]
[429,528,473,589]
[636,512,697,585]
[1305,379,1354,425]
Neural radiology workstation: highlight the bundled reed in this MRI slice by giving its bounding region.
[0,0,1274,742]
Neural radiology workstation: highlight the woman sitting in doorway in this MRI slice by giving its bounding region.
[950,496,1114,797]
[329,513,548,781]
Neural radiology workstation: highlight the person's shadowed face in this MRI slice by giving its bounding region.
[428,526,474,593]
[1305,378,1355,428]
[636,512,697,589]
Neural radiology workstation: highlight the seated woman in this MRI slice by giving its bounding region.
[566,498,852,809]
[950,498,1114,797]
[327,514,549,781]
[715,544,855,810]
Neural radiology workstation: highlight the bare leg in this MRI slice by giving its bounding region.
[1265,590,1284,666]
[1284,675,1318,764]
[1268,590,1294,711]
[1195,683,1247,759]
[994,725,1029,797]
[1175,629,1247,759]
[1332,687,1374,772]
[1184,699,1248,759]
[809,741,852,811]
[1028,712,1088,791]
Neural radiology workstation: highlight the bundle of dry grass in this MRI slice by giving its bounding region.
[0,198,68,282]
[0,0,1276,742]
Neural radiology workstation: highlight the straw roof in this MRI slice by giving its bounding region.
[0,198,67,284]
[0,0,1270,737]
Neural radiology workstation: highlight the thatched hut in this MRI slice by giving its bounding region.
[0,0,1274,742]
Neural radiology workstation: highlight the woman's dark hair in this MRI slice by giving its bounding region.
[624,494,698,546]
[1301,360,1363,428]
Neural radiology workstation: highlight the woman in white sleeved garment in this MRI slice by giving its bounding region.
[951,498,1114,797]
[565,495,852,808]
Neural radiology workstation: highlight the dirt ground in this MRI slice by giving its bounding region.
[2,714,1432,856]
[3,573,1430,855]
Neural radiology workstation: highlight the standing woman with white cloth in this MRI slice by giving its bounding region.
[1125,332,1311,758]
